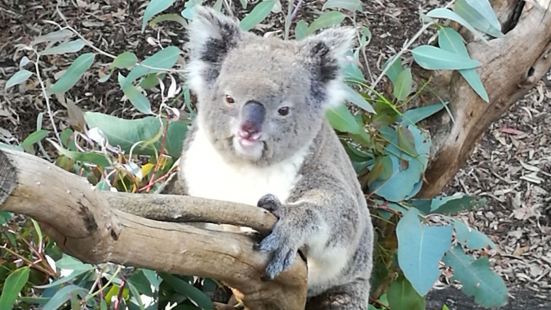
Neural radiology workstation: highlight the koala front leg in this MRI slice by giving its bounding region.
[255,194,323,279]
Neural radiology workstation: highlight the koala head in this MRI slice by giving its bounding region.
[186,7,354,165]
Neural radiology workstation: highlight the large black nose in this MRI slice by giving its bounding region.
[239,100,265,138]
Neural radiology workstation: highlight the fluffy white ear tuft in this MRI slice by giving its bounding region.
[186,7,242,96]
[187,6,242,60]
[305,27,355,63]
[300,27,356,108]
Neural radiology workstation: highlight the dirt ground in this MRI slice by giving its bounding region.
[0,0,549,308]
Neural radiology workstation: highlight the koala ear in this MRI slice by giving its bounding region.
[300,28,355,107]
[186,6,242,94]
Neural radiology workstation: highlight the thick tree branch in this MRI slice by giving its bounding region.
[0,148,307,310]
[421,1,551,197]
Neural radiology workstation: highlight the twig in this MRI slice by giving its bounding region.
[33,52,61,143]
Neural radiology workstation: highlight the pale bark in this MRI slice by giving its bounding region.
[0,148,307,310]
[421,0,551,197]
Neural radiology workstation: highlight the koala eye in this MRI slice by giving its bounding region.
[224,95,235,105]
[277,106,290,116]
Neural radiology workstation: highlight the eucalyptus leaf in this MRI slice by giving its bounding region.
[307,11,346,34]
[454,0,503,38]
[322,0,362,11]
[113,52,138,69]
[295,20,308,40]
[51,53,95,93]
[21,129,48,153]
[326,104,363,134]
[443,246,508,308]
[0,267,30,310]
[344,84,375,113]
[397,208,452,296]
[160,274,213,309]
[438,28,489,102]
[239,0,276,31]
[369,125,431,201]
[426,8,481,39]
[393,68,413,101]
[411,45,480,70]
[5,69,33,90]
[42,285,87,310]
[122,46,181,88]
[41,39,85,56]
[401,102,446,124]
[142,0,176,32]
[118,73,152,114]
[388,276,426,310]
[84,112,187,158]
[453,220,496,249]
[383,55,403,85]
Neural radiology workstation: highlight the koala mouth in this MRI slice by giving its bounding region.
[231,133,265,160]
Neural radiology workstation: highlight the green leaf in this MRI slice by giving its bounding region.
[56,254,93,272]
[50,53,95,93]
[401,102,445,124]
[122,46,181,88]
[443,246,508,308]
[396,125,417,157]
[239,0,276,31]
[430,194,486,215]
[35,270,90,289]
[344,84,375,113]
[160,273,213,309]
[142,0,177,32]
[388,276,426,310]
[343,62,366,82]
[412,46,480,70]
[21,129,48,153]
[118,73,152,114]
[84,112,187,158]
[438,28,489,102]
[0,267,30,310]
[113,52,138,69]
[150,13,188,28]
[295,20,308,40]
[383,55,403,85]
[326,104,363,134]
[41,39,85,56]
[393,68,413,101]
[322,0,362,11]
[307,11,346,34]
[56,148,110,168]
[5,69,33,90]
[454,0,503,38]
[42,285,88,310]
[369,125,431,201]
[426,8,481,39]
[0,211,13,225]
[397,208,452,296]
[453,220,496,249]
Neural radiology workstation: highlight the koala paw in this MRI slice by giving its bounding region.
[255,195,300,280]
[257,193,284,219]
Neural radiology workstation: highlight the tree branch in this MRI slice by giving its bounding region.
[421,0,551,197]
[0,148,307,310]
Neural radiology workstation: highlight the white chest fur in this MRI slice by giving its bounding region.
[182,127,307,206]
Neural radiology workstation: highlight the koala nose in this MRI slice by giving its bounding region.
[239,100,265,139]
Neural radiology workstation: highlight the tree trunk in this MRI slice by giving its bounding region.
[420,0,551,197]
[0,148,307,310]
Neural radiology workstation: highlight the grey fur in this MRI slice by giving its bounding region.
[179,6,374,308]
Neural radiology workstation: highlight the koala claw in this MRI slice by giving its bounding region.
[257,194,283,218]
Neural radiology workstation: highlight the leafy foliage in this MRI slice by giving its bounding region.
[0,0,508,309]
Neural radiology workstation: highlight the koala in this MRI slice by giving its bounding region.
[178,6,374,309]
